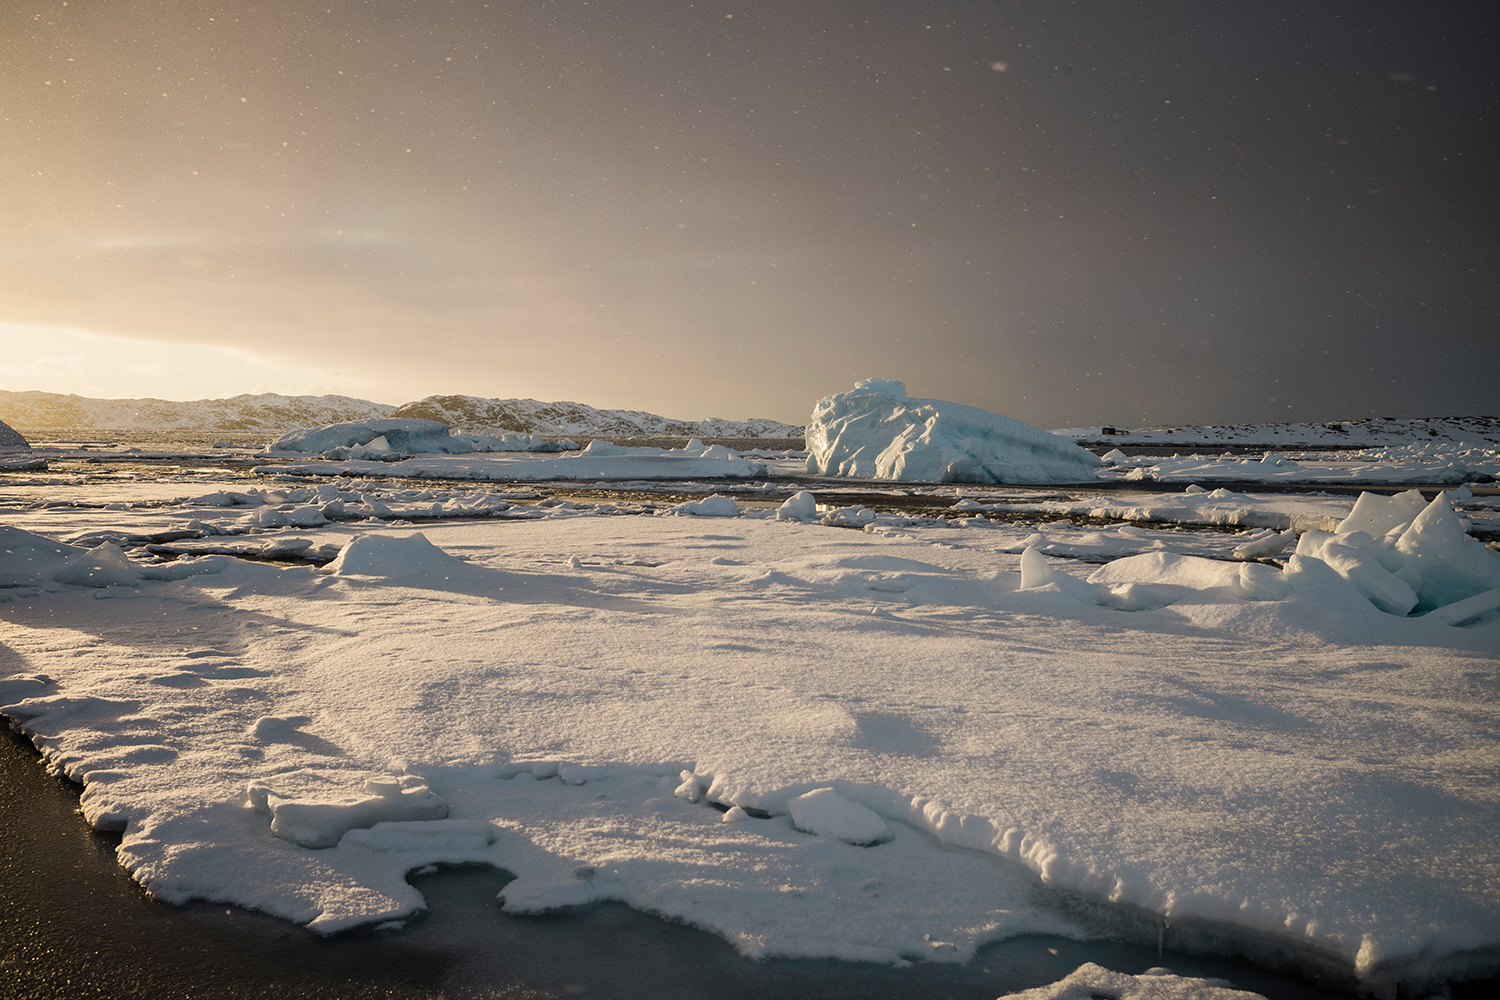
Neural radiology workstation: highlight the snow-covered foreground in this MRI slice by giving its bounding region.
[2,479,1499,1000]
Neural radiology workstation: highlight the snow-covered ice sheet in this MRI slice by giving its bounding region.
[2,489,1499,996]
[973,486,1358,534]
[256,439,774,481]
[1096,445,1500,486]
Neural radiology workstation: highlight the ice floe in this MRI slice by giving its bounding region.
[259,440,771,482]
[268,417,566,458]
[1,474,1498,997]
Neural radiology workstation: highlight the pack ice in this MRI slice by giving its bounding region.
[2,478,1498,999]
[805,379,1102,483]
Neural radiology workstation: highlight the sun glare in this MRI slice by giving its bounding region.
[0,324,374,401]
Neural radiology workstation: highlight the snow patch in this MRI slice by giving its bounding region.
[788,787,893,845]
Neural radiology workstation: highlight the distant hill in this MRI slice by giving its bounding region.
[0,391,394,435]
[0,390,805,441]
[391,394,804,439]
[1053,416,1500,449]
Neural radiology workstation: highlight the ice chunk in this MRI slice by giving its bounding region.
[775,490,819,521]
[1294,529,1335,559]
[1100,448,1129,464]
[820,505,876,528]
[139,555,231,582]
[1019,546,1054,590]
[0,525,83,586]
[804,379,1102,484]
[1283,554,1381,613]
[1421,586,1500,627]
[269,786,450,849]
[1002,962,1266,999]
[356,495,394,519]
[1088,551,1242,591]
[1317,541,1417,616]
[1388,494,1500,610]
[248,506,289,528]
[1256,452,1300,468]
[1232,528,1296,561]
[1236,562,1292,601]
[1337,489,1427,539]
[787,788,892,845]
[667,495,741,517]
[321,532,468,579]
[674,770,706,802]
[286,506,330,527]
[51,542,140,588]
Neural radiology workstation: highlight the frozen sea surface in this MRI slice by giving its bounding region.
[2,463,1498,999]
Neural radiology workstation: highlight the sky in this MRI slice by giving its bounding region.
[2,0,1496,429]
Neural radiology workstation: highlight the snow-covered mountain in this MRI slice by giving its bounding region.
[0,391,395,435]
[390,394,805,439]
[1054,416,1500,449]
[0,390,805,441]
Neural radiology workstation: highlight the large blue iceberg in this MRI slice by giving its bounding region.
[805,379,1102,484]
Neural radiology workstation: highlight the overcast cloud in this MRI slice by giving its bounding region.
[2,1,1495,427]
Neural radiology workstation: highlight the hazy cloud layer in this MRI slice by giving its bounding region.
[3,1,1495,425]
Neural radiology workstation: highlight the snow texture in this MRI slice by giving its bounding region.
[805,379,1103,484]
[1,470,1498,996]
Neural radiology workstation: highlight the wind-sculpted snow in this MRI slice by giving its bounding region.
[805,379,1103,484]
[2,481,1498,997]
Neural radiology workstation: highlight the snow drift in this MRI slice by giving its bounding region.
[805,379,1102,484]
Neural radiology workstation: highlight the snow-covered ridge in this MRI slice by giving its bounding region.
[1054,416,1500,449]
[0,390,804,441]
[0,390,395,435]
[391,393,804,440]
